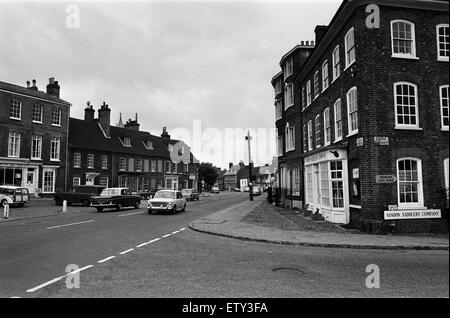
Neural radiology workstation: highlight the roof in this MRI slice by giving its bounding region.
[0,80,71,106]
[224,165,241,176]
[69,118,173,158]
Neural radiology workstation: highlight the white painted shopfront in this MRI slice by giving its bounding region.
[304,149,349,224]
[0,158,41,196]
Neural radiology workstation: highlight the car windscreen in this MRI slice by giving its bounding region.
[100,189,120,196]
[154,191,175,199]
[181,190,192,194]
[0,188,14,195]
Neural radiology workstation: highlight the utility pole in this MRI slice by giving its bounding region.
[245,131,253,201]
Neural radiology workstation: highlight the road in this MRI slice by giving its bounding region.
[0,192,448,298]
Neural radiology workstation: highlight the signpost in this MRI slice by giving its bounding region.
[375,175,397,183]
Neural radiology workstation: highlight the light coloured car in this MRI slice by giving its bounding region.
[211,186,220,194]
[252,186,262,196]
[181,189,199,201]
[0,186,29,207]
[147,190,186,214]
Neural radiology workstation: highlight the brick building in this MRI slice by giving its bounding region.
[223,162,242,190]
[272,0,449,233]
[68,103,199,192]
[0,78,71,196]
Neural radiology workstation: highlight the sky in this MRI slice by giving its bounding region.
[0,0,341,169]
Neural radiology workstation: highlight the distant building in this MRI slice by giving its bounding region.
[223,162,242,190]
[0,78,71,196]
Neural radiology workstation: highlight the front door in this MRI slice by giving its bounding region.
[26,169,36,194]
[314,164,321,212]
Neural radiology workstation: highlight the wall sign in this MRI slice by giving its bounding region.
[374,137,389,145]
[356,137,364,147]
[384,209,441,220]
[376,175,397,183]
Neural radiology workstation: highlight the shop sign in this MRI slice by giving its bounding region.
[374,137,389,145]
[375,175,397,183]
[384,209,441,220]
[356,137,364,147]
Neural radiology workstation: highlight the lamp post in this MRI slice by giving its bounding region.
[245,131,253,201]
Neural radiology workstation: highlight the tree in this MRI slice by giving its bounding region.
[198,162,219,190]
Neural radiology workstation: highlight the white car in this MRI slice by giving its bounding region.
[147,190,186,214]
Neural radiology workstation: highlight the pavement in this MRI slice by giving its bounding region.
[189,195,450,250]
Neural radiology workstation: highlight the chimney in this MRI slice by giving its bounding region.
[26,81,30,88]
[124,113,140,131]
[30,79,38,91]
[229,162,233,169]
[46,77,60,98]
[98,101,111,137]
[239,160,245,168]
[161,126,171,139]
[314,25,328,44]
[84,101,95,121]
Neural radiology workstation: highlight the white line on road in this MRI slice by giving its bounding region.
[119,248,134,255]
[117,211,143,217]
[162,234,172,238]
[46,220,94,230]
[171,230,180,234]
[67,265,94,275]
[179,228,187,231]
[26,276,64,293]
[98,256,116,263]
[136,238,161,248]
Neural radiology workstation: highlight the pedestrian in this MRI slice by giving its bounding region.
[3,201,10,219]
[267,186,273,204]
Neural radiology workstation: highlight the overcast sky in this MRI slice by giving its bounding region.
[0,0,340,169]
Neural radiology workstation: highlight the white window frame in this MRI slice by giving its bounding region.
[436,24,449,62]
[87,154,94,168]
[101,155,108,169]
[119,157,127,171]
[302,87,306,110]
[10,100,22,120]
[315,114,321,148]
[285,83,294,108]
[322,60,329,92]
[332,45,340,81]
[307,120,313,151]
[8,132,21,158]
[33,105,43,123]
[99,177,109,188]
[396,158,424,208]
[346,87,358,136]
[73,177,81,187]
[151,160,157,172]
[31,135,42,160]
[394,82,420,130]
[323,108,331,146]
[444,158,449,199]
[275,99,282,120]
[344,27,356,69]
[277,135,283,156]
[51,108,62,126]
[334,99,343,142]
[136,159,142,172]
[42,168,56,193]
[391,20,417,59]
[143,140,153,150]
[303,124,308,153]
[284,57,293,79]
[313,71,320,99]
[285,123,295,152]
[306,80,312,106]
[74,152,81,168]
[440,84,449,131]
[122,137,132,147]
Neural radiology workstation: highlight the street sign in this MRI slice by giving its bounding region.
[384,209,441,220]
[374,136,389,145]
[375,175,397,183]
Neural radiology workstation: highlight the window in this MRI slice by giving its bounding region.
[332,45,340,80]
[320,162,330,207]
[166,161,171,173]
[31,135,42,159]
[168,144,174,152]
[285,83,294,108]
[144,140,153,149]
[73,177,81,187]
[10,100,22,120]
[74,153,81,167]
[173,162,177,173]
[293,167,300,196]
[313,71,320,99]
[157,160,163,172]
[315,115,321,148]
[330,161,344,208]
[305,166,313,204]
[285,123,295,152]
[275,79,282,94]
[277,135,283,156]
[322,61,329,91]
[120,157,127,171]
[101,155,108,169]
[307,120,313,151]
[345,27,356,67]
[397,158,423,207]
[323,108,331,145]
[444,158,449,199]
[43,169,55,193]
[275,99,282,120]
[33,105,43,123]
[306,80,312,106]
[99,177,108,188]
[87,154,94,168]
[391,20,416,58]
[440,85,449,130]
[394,82,419,129]
[334,99,343,142]
[303,124,308,153]
[284,57,293,79]
[184,163,189,173]
[151,160,157,172]
[301,87,306,110]
[123,137,131,147]
[346,87,358,135]
[8,132,21,157]
[136,159,142,171]
[437,24,449,61]
[52,108,61,126]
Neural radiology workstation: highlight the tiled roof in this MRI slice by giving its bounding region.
[0,81,71,105]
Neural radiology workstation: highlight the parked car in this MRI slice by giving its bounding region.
[0,186,29,207]
[211,186,220,194]
[252,186,262,196]
[243,186,249,192]
[90,187,141,212]
[138,189,157,200]
[54,185,105,206]
[147,190,186,214]
[181,189,199,201]
[233,187,241,192]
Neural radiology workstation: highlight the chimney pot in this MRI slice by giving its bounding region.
[311,40,315,45]
[301,41,304,45]
[305,41,309,46]
[32,79,36,86]
[49,77,54,84]
[26,81,30,88]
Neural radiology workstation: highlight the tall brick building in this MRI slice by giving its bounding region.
[272,0,449,233]
[0,78,71,196]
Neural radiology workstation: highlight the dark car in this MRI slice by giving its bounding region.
[181,189,199,201]
[90,187,141,212]
[138,189,157,200]
[54,185,105,206]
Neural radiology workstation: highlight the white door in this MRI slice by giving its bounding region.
[314,164,321,212]
[26,169,36,194]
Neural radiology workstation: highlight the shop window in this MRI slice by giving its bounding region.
[349,159,361,206]
[320,162,330,207]
[330,161,344,208]
[397,158,423,208]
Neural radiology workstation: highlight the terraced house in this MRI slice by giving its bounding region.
[272,0,449,233]
[0,78,71,196]
[68,103,199,192]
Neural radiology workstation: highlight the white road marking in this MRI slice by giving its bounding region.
[162,234,172,238]
[119,248,134,255]
[171,230,180,234]
[117,211,143,217]
[26,276,64,293]
[136,238,160,248]
[179,227,187,231]
[67,265,94,275]
[46,220,94,230]
[98,256,116,263]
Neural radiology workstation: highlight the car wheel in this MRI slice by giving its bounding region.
[82,200,90,207]
[116,203,123,211]
[135,201,140,209]
[96,207,103,213]
[181,203,186,212]
[172,205,177,214]
[1,199,8,207]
